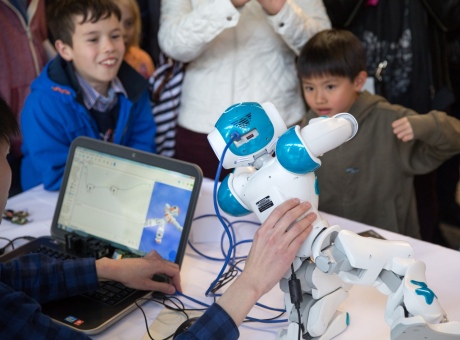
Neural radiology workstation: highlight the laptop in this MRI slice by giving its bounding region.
[0,136,203,334]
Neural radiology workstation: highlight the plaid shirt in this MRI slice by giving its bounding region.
[0,254,239,339]
[0,254,97,339]
[177,303,239,340]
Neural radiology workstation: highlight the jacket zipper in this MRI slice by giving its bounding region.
[2,0,41,76]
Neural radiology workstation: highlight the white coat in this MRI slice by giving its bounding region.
[158,0,331,134]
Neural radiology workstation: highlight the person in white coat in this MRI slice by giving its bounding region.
[158,0,331,179]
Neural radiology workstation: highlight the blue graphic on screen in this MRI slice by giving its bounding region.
[139,182,192,261]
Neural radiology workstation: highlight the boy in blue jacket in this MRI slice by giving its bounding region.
[20,0,156,191]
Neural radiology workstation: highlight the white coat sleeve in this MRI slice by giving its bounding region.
[267,0,331,55]
[158,0,241,63]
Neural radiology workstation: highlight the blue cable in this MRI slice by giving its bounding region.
[187,240,225,262]
[245,316,288,323]
[193,213,231,226]
[175,291,211,308]
[184,131,289,322]
[188,214,231,262]
[176,292,287,323]
[205,136,238,296]
[255,302,285,313]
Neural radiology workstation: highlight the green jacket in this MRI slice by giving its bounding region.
[307,91,460,238]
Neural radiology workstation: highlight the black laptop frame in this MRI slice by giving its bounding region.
[51,136,203,268]
[0,136,203,334]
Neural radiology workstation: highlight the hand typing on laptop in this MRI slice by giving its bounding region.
[95,250,181,294]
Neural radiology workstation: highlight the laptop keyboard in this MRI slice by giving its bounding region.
[31,245,76,260]
[84,281,135,305]
[31,245,136,305]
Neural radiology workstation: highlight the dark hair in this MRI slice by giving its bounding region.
[297,29,367,82]
[0,97,19,144]
[47,0,122,47]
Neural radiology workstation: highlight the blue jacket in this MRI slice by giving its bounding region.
[20,56,156,191]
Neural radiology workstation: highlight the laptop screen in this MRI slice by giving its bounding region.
[53,138,202,264]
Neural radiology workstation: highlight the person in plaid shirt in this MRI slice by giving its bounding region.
[1,96,315,338]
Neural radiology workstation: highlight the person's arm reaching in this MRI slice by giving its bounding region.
[178,199,315,339]
[217,199,314,325]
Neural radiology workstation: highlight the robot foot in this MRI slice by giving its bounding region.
[314,311,349,340]
[391,316,460,340]
[155,238,162,244]
[276,310,349,340]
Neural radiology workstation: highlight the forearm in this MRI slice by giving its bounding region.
[216,273,263,326]
[410,110,460,148]
[95,257,118,282]
[158,0,239,62]
[267,0,331,55]
[0,254,97,304]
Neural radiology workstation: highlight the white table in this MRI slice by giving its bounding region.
[3,179,460,340]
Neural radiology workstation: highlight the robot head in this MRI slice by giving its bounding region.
[168,205,180,216]
[207,102,288,169]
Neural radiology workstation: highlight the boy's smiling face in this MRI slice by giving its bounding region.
[301,71,366,117]
[56,14,125,96]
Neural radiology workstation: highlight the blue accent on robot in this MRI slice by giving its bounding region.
[276,127,321,174]
[217,175,251,217]
[215,102,275,157]
[411,280,437,305]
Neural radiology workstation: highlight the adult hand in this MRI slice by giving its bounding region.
[257,0,286,15]
[239,199,315,296]
[217,198,315,326]
[392,117,414,142]
[95,250,181,294]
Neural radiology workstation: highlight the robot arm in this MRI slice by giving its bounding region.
[276,113,358,175]
[145,218,160,227]
[170,218,183,231]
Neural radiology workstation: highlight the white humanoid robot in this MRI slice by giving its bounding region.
[145,203,182,244]
[207,102,460,340]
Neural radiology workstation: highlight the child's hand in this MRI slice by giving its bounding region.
[392,117,414,142]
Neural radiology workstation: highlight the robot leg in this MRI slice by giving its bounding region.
[277,260,351,339]
[155,225,165,244]
[386,260,460,339]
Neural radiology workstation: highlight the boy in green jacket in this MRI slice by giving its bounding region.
[297,29,460,238]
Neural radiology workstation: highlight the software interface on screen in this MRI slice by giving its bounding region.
[57,146,196,257]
